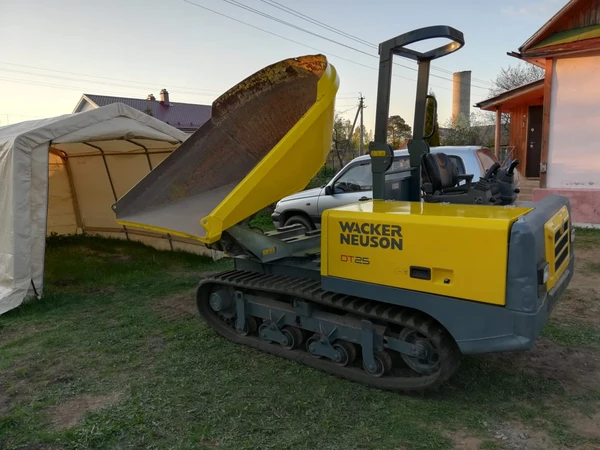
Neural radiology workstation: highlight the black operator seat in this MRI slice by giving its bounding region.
[421,152,474,195]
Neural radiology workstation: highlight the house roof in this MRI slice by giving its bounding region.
[519,0,582,52]
[74,94,212,132]
[508,0,600,65]
[474,79,544,112]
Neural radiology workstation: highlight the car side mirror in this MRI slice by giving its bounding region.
[324,185,333,195]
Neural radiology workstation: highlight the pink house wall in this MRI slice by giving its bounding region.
[533,188,600,227]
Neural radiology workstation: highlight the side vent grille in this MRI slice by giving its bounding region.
[544,206,571,290]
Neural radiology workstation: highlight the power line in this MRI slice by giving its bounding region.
[0,61,225,94]
[0,112,45,118]
[0,76,215,99]
[214,0,491,91]
[258,0,496,87]
[259,0,374,49]
[337,106,357,114]
[182,0,452,92]
[220,0,376,59]
[0,67,217,98]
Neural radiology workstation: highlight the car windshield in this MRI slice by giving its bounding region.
[334,155,465,193]
[476,148,498,172]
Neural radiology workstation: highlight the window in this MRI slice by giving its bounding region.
[333,154,463,193]
[385,156,410,183]
[449,156,466,174]
[388,156,410,172]
[334,163,372,192]
[476,148,497,173]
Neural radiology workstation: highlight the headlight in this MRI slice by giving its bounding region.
[538,261,549,285]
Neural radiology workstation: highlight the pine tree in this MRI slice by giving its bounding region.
[424,93,440,147]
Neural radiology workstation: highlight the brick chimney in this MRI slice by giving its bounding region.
[160,89,169,105]
[147,94,155,101]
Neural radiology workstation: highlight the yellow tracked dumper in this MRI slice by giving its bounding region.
[113,27,574,391]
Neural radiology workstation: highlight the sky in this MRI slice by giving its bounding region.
[0,0,564,132]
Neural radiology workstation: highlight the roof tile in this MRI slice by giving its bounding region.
[84,94,212,131]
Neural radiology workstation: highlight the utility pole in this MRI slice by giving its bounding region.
[359,94,365,155]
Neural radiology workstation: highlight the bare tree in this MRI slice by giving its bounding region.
[478,62,545,146]
[489,62,545,97]
[441,113,494,147]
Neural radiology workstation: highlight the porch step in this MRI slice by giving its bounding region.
[516,178,539,202]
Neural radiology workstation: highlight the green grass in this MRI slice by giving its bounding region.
[585,261,600,273]
[574,226,600,250]
[541,318,600,347]
[1,235,599,449]
[247,165,337,233]
[249,210,276,232]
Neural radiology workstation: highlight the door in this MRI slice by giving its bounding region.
[318,161,372,213]
[526,106,543,177]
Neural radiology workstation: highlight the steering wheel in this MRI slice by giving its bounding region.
[345,180,363,192]
[483,162,501,181]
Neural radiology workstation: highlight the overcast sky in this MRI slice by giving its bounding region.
[1,0,562,131]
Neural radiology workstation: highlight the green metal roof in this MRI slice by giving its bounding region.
[531,24,600,50]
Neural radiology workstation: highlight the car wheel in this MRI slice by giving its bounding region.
[284,215,314,231]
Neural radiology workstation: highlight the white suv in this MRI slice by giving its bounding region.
[271,146,514,230]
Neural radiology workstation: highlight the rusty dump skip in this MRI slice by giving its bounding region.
[113,55,329,240]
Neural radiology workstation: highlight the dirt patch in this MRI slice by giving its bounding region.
[147,335,166,352]
[50,392,122,430]
[154,293,198,321]
[446,430,483,449]
[0,323,52,343]
[552,246,600,326]
[199,440,220,448]
[485,421,553,450]
[108,254,132,263]
[570,411,600,439]
[552,288,600,326]
[39,362,75,388]
[445,422,554,450]
[492,339,600,394]
[52,277,79,287]
[1,359,74,404]
[0,393,8,417]
[82,286,116,295]
[80,247,131,263]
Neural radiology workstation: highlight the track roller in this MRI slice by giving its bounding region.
[363,351,393,377]
[281,326,304,350]
[306,335,323,359]
[196,270,463,392]
[399,324,442,375]
[236,316,257,336]
[332,341,357,367]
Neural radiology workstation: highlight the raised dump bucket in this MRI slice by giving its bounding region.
[113,54,339,245]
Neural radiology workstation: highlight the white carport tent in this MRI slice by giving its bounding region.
[0,102,210,315]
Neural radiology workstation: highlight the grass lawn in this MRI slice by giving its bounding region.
[1,231,600,450]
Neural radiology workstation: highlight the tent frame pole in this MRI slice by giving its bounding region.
[62,150,172,158]
[83,142,130,240]
[126,140,154,170]
[49,148,85,233]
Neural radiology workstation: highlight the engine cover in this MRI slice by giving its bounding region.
[320,200,533,306]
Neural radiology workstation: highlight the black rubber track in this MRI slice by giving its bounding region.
[196,270,462,392]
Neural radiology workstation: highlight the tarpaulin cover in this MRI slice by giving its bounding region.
[0,103,190,315]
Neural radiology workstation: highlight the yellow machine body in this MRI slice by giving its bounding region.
[321,200,534,305]
[114,55,339,245]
